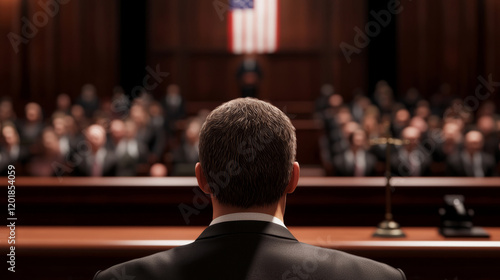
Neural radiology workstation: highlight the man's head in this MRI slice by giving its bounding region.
[402,126,421,152]
[110,119,126,141]
[86,124,106,153]
[2,124,19,146]
[196,98,299,209]
[477,115,495,136]
[464,130,484,155]
[25,102,42,122]
[57,93,71,111]
[185,118,202,145]
[348,129,367,151]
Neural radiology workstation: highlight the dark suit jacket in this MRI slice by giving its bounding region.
[94,221,405,280]
[446,151,497,177]
[72,149,117,177]
[391,148,432,177]
[333,150,377,176]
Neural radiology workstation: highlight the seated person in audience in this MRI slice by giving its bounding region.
[414,100,431,121]
[27,128,64,176]
[94,98,406,280]
[149,101,165,131]
[149,162,168,177]
[434,122,463,162]
[446,130,496,177]
[401,87,421,113]
[171,117,202,176]
[362,113,386,162]
[333,129,376,176]
[109,119,148,176]
[350,94,371,123]
[0,97,16,126]
[52,112,76,159]
[392,126,431,177]
[409,116,429,144]
[70,104,89,129]
[314,83,334,118]
[391,108,410,138]
[236,54,262,98]
[18,102,44,148]
[476,115,500,162]
[0,123,29,174]
[76,84,100,119]
[73,124,116,176]
[373,81,394,115]
[162,84,186,135]
[324,107,354,158]
[131,104,165,163]
[56,93,72,115]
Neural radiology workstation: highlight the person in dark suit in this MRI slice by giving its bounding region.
[94,98,405,280]
[161,84,186,137]
[73,124,116,176]
[446,130,497,177]
[333,129,377,176]
[130,104,165,163]
[18,102,44,148]
[392,126,431,177]
[237,54,262,98]
[76,84,100,119]
[171,117,202,176]
[108,119,148,176]
[0,123,30,174]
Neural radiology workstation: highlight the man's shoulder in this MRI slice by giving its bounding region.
[93,248,180,280]
[94,238,405,280]
[293,242,406,280]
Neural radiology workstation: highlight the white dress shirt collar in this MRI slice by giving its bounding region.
[209,212,287,229]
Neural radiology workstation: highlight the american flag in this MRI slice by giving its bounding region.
[228,0,279,54]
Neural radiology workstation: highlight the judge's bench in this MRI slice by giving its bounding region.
[2,176,500,280]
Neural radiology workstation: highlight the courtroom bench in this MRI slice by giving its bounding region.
[8,177,500,227]
[1,226,499,280]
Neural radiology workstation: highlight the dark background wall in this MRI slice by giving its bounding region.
[1,0,499,115]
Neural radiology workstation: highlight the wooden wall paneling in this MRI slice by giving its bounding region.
[25,0,57,113]
[1,0,119,116]
[148,0,180,52]
[79,0,118,99]
[399,0,482,99]
[185,0,228,51]
[331,0,368,101]
[0,0,22,112]
[187,54,239,101]
[460,0,479,99]
[483,0,500,83]
[148,0,333,103]
[264,54,322,101]
[397,0,419,96]
[278,0,323,51]
[441,0,461,96]
[147,54,179,99]
[57,0,83,102]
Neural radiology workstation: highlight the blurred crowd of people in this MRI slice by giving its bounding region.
[1,80,499,177]
[317,81,500,177]
[0,84,206,177]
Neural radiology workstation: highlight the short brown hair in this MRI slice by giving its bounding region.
[199,98,296,208]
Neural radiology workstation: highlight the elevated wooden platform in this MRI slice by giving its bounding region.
[2,226,499,280]
[8,177,500,226]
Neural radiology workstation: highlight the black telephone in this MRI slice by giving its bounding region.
[439,195,490,238]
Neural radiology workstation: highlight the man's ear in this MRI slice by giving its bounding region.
[285,162,300,194]
[195,162,211,194]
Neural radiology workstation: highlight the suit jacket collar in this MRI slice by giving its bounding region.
[196,220,297,242]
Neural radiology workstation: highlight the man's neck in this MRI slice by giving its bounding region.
[211,197,286,223]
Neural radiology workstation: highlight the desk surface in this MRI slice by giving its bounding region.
[4,226,500,253]
[7,176,500,187]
